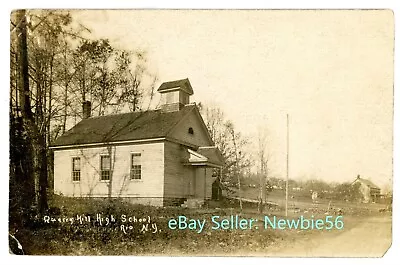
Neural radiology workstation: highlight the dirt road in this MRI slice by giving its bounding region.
[269,214,392,257]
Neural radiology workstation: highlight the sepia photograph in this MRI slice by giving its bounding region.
[8,9,394,257]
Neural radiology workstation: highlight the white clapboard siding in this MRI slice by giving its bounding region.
[163,141,214,200]
[168,110,212,147]
[163,141,191,198]
[53,142,164,205]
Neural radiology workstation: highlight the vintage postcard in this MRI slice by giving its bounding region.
[9,9,393,257]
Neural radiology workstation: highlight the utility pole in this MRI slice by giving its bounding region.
[285,114,289,217]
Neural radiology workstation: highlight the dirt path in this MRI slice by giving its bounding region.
[269,214,392,257]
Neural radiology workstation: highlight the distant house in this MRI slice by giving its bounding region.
[50,78,224,207]
[352,175,381,203]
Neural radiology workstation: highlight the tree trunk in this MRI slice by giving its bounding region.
[46,53,54,191]
[231,131,242,210]
[107,145,113,198]
[16,10,31,120]
[62,51,69,134]
[16,9,48,213]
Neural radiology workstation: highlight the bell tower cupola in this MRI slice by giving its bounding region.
[158,78,194,112]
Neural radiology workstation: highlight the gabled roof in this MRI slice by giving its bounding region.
[157,78,194,95]
[187,149,209,163]
[197,146,224,166]
[184,147,224,168]
[353,177,380,190]
[51,105,196,148]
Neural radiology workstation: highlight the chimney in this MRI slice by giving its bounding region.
[157,78,194,112]
[82,101,91,119]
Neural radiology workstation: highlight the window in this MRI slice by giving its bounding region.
[72,157,81,182]
[130,153,142,180]
[188,127,194,135]
[100,155,111,181]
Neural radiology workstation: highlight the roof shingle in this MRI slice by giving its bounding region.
[52,105,195,147]
[197,147,224,166]
[157,78,194,95]
[357,178,380,190]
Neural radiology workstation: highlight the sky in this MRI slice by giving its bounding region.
[72,10,394,189]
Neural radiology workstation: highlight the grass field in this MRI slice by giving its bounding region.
[9,193,390,256]
[234,186,389,216]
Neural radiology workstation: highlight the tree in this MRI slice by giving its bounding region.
[226,121,243,210]
[334,182,363,202]
[256,126,272,212]
[10,9,157,219]
[115,50,156,112]
[71,40,157,117]
[13,9,48,213]
[200,104,250,206]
